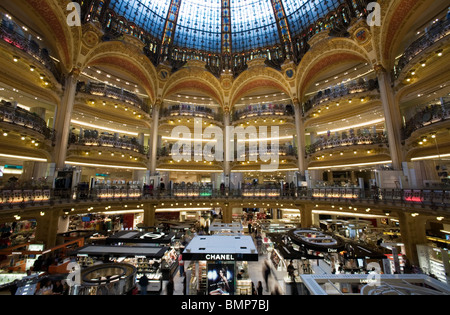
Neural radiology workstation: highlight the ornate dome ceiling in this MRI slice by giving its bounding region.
[108,0,344,53]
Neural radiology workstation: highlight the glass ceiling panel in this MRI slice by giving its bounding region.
[174,0,222,52]
[109,0,171,39]
[283,0,342,36]
[231,0,280,52]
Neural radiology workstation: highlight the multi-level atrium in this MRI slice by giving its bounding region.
[0,0,449,297]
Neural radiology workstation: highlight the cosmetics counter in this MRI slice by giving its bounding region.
[106,230,180,280]
[182,235,258,295]
[74,263,137,295]
[264,228,388,293]
[74,245,172,293]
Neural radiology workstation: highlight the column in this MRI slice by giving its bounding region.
[222,203,232,224]
[223,109,231,188]
[300,204,313,228]
[293,100,307,176]
[143,203,157,227]
[35,209,61,249]
[53,70,80,170]
[397,211,428,266]
[150,101,161,176]
[375,65,404,170]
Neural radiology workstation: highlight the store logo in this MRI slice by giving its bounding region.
[367,2,381,27]
[170,118,281,171]
[67,2,82,27]
[205,254,235,261]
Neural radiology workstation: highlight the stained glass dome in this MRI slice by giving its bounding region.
[107,0,346,53]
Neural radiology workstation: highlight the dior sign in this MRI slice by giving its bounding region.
[67,2,82,27]
[170,118,281,171]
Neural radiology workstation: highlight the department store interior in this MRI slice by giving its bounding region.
[0,0,450,296]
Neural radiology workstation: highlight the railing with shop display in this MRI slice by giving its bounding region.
[302,78,379,115]
[160,105,222,122]
[393,18,450,81]
[0,22,62,83]
[232,104,294,122]
[0,102,54,140]
[69,131,149,156]
[77,82,150,114]
[306,133,388,155]
[401,101,450,140]
[1,187,450,209]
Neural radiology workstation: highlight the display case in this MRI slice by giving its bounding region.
[161,248,179,280]
[124,257,163,292]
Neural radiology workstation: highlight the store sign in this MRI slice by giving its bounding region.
[206,254,235,261]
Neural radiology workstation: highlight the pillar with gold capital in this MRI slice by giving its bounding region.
[223,107,231,187]
[143,203,157,227]
[300,204,313,228]
[35,209,62,249]
[222,202,232,224]
[397,211,428,267]
[375,64,404,170]
[150,100,162,176]
[293,99,307,176]
[53,69,80,170]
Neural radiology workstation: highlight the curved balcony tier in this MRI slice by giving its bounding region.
[402,101,450,141]
[393,18,450,82]
[0,22,62,84]
[160,105,223,124]
[68,131,149,157]
[0,101,54,141]
[76,82,150,116]
[303,79,380,118]
[306,133,388,157]
[232,104,294,125]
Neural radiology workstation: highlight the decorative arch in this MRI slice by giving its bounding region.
[162,67,224,107]
[81,41,158,103]
[295,37,371,97]
[23,0,82,73]
[377,0,433,69]
[230,66,293,107]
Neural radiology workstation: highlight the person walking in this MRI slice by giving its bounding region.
[262,260,271,292]
[138,274,149,295]
[257,281,264,295]
[166,276,175,295]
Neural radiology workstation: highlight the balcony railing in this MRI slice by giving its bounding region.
[69,131,149,156]
[306,133,388,155]
[0,102,54,140]
[401,101,450,140]
[160,105,222,122]
[157,146,297,160]
[233,104,294,122]
[393,18,450,81]
[2,187,450,209]
[303,79,379,115]
[77,82,150,114]
[0,24,62,83]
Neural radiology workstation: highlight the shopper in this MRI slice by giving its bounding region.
[178,254,185,277]
[138,274,149,295]
[257,281,264,295]
[52,280,64,295]
[287,260,296,279]
[262,260,271,292]
[166,276,175,295]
